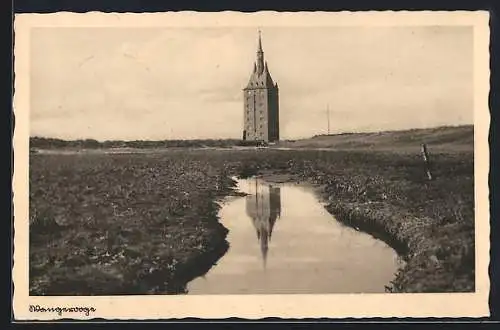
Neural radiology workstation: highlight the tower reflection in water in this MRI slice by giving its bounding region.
[245,178,281,268]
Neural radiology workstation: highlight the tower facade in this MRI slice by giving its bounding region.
[242,31,279,143]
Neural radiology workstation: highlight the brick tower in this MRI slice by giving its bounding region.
[242,31,279,143]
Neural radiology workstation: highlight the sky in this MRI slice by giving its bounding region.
[30,26,473,141]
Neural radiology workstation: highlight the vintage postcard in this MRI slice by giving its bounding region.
[13,11,490,320]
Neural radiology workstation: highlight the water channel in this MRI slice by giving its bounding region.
[187,177,402,294]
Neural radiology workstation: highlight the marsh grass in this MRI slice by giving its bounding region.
[29,143,474,294]
[29,153,234,295]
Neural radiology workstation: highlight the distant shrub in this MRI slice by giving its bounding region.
[30,137,247,149]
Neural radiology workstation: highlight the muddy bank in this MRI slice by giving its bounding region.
[141,215,231,295]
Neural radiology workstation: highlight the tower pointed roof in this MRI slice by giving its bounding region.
[244,30,277,90]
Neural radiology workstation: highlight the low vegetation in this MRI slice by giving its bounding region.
[29,137,263,150]
[29,126,475,294]
[29,153,236,295]
[279,125,473,153]
[223,149,474,292]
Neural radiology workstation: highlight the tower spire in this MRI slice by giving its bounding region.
[256,30,264,75]
[258,29,263,52]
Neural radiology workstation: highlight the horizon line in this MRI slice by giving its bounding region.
[29,123,473,143]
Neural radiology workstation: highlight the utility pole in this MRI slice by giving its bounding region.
[326,104,331,135]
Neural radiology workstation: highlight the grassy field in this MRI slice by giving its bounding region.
[278,125,473,153]
[29,153,237,295]
[29,126,475,294]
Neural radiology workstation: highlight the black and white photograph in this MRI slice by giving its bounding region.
[13,11,490,319]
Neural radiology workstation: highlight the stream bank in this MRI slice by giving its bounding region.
[255,168,474,293]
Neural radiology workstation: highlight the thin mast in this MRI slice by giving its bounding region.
[326,104,330,135]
